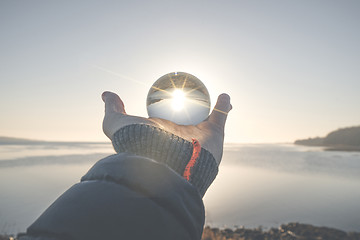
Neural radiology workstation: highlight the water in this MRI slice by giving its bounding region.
[204,144,360,231]
[0,142,114,235]
[0,143,359,234]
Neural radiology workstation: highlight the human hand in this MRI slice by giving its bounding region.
[102,91,232,165]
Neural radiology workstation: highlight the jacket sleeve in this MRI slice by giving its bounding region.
[21,153,205,240]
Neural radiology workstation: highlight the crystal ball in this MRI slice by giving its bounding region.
[147,72,211,125]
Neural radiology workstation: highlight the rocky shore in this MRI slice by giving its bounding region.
[2,223,359,240]
[202,223,360,240]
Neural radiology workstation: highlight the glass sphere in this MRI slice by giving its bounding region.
[147,72,211,125]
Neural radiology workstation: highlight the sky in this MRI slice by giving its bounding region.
[0,0,359,143]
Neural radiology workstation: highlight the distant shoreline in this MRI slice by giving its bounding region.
[294,143,360,152]
[324,145,360,152]
[295,142,360,152]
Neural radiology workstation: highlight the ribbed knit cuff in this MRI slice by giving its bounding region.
[112,124,218,197]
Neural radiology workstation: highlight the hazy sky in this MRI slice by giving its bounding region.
[1,0,359,143]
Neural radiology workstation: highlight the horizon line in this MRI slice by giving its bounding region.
[0,135,295,145]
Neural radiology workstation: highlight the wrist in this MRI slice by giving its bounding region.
[111,124,218,196]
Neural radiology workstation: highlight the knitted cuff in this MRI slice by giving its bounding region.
[111,124,218,196]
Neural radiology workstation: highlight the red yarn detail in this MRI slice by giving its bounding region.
[183,138,201,181]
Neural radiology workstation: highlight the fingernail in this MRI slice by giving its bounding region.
[102,91,110,101]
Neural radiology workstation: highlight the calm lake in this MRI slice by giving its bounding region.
[0,142,359,235]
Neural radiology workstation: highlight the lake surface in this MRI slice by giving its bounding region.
[0,142,359,234]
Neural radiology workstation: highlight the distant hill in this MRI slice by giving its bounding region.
[294,126,360,151]
[0,136,107,145]
[294,137,324,146]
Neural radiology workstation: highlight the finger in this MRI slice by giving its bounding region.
[208,93,232,127]
[102,91,126,114]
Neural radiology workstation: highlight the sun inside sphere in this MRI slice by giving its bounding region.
[171,89,186,111]
[146,72,211,125]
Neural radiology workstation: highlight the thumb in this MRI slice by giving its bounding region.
[208,93,232,127]
[102,91,126,114]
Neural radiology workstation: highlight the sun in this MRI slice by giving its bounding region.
[171,89,186,111]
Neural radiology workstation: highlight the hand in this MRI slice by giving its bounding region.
[102,91,232,165]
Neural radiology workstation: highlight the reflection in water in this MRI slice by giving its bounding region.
[0,164,95,235]
[203,144,360,231]
[204,165,360,231]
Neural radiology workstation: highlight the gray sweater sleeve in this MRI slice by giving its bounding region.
[111,124,218,197]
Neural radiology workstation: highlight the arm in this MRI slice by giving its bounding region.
[20,91,231,240]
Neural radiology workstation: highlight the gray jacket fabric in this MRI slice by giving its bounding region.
[20,153,205,240]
